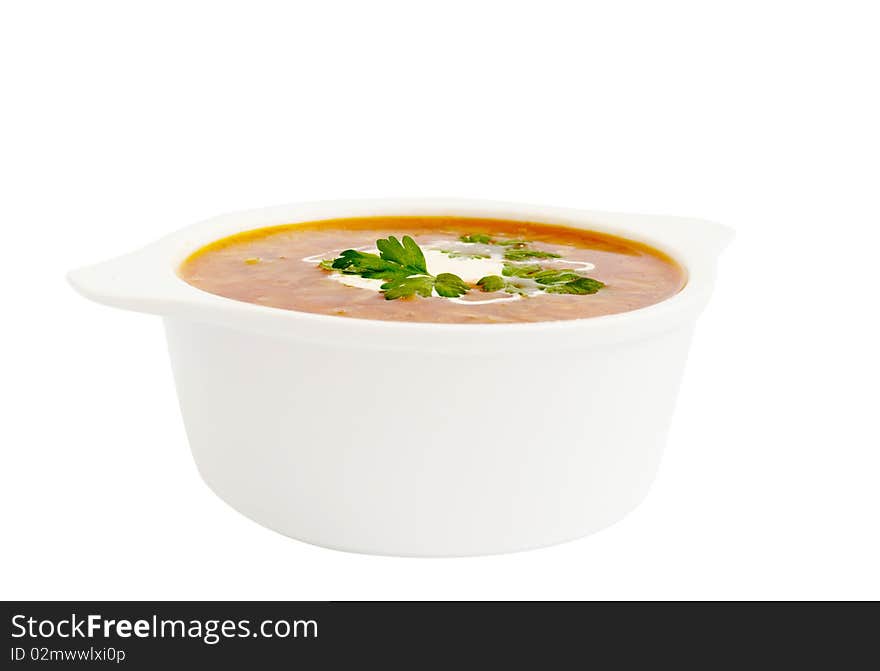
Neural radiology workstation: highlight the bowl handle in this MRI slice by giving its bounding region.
[67,243,188,316]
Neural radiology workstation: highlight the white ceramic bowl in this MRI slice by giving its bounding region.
[69,199,732,556]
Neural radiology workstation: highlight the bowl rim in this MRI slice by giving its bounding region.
[69,198,733,352]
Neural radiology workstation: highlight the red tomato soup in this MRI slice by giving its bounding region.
[179,216,686,324]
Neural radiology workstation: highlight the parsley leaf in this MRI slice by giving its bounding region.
[477,275,535,295]
[502,263,542,278]
[544,277,605,294]
[376,235,428,274]
[330,249,407,279]
[322,233,605,300]
[486,262,605,295]
[476,275,507,292]
[326,236,468,300]
[381,275,435,300]
[502,264,578,283]
[434,273,470,297]
[331,235,428,279]
[532,270,583,285]
[380,273,469,300]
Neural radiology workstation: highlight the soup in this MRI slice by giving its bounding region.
[179,216,686,324]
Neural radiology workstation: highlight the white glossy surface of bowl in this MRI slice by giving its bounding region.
[69,198,732,556]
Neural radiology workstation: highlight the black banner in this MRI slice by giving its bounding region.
[2,602,877,667]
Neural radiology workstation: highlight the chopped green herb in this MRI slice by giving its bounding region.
[441,250,490,259]
[459,233,494,244]
[460,233,530,247]
[503,249,562,261]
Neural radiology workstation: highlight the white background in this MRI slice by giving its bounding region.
[2,1,878,600]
